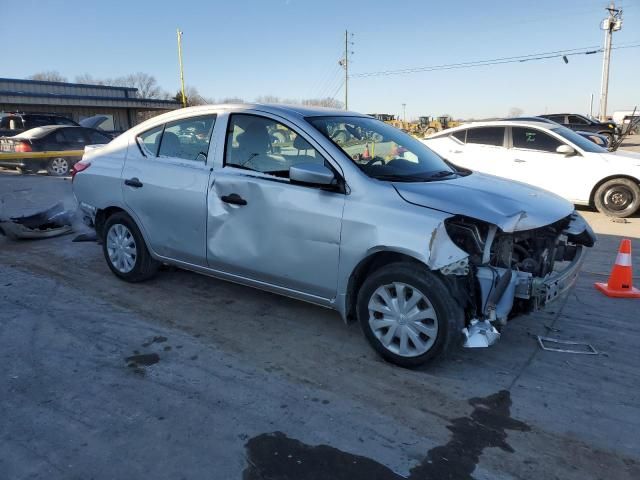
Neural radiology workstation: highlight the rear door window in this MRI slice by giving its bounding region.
[512,127,563,152]
[61,128,87,145]
[54,117,78,126]
[158,115,216,162]
[568,115,589,125]
[137,125,164,157]
[547,115,566,123]
[86,129,112,144]
[466,127,505,146]
[451,129,466,143]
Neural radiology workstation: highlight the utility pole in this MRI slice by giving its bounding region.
[177,28,187,108]
[340,30,354,110]
[599,2,623,121]
[344,30,349,110]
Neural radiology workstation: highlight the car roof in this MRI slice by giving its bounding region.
[13,125,83,139]
[0,112,71,118]
[429,119,557,138]
[153,103,365,121]
[126,103,371,137]
[542,113,585,116]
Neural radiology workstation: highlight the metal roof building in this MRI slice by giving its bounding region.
[0,77,180,132]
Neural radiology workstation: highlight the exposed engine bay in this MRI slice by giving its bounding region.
[443,212,596,347]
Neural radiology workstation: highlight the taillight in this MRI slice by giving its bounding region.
[71,161,91,181]
[15,141,32,153]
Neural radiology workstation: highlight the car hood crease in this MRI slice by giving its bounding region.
[393,172,574,232]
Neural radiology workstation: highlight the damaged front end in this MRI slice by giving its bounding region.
[442,212,595,348]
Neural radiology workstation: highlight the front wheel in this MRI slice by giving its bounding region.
[594,178,640,218]
[357,262,464,368]
[102,212,159,282]
[599,132,614,146]
[46,157,70,176]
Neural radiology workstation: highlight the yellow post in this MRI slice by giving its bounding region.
[177,28,187,108]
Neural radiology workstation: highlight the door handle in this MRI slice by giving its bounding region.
[220,193,247,206]
[513,159,527,163]
[124,177,143,188]
[449,149,462,154]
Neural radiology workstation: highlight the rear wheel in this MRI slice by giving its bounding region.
[102,212,159,282]
[594,178,640,218]
[357,262,464,368]
[16,166,38,174]
[599,132,614,146]
[46,157,70,176]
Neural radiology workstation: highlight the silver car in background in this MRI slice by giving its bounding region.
[72,104,595,367]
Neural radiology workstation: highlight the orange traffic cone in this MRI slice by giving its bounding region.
[594,238,640,298]
[363,143,371,159]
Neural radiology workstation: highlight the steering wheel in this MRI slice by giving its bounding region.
[365,157,385,167]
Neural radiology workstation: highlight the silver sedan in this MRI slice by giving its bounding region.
[73,104,595,367]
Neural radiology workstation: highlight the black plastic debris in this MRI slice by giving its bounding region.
[0,202,74,240]
[72,232,98,242]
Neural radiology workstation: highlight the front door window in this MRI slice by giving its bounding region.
[225,114,325,177]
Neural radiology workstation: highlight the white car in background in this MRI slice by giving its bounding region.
[424,120,640,217]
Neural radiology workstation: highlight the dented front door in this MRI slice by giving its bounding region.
[206,169,345,299]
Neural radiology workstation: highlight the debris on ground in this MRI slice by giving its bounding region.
[0,202,74,240]
[537,336,598,355]
[72,232,98,243]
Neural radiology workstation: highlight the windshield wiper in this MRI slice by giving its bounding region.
[425,170,458,179]
[370,174,433,182]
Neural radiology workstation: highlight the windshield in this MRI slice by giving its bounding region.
[551,126,608,153]
[307,116,460,181]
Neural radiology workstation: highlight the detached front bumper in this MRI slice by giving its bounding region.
[530,244,587,309]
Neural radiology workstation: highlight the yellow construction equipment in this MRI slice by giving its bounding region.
[368,113,460,139]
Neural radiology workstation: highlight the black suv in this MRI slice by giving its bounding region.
[0,112,79,137]
[539,113,619,142]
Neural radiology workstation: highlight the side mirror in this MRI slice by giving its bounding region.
[289,163,336,186]
[556,145,576,156]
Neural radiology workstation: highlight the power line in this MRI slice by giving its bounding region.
[309,49,344,99]
[328,79,345,103]
[350,42,640,78]
[317,68,344,99]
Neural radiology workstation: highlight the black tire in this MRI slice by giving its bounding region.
[16,166,38,174]
[594,178,640,218]
[46,157,71,176]
[599,132,614,145]
[357,262,464,368]
[102,212,159,282]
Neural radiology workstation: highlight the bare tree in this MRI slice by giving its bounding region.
[174,86,213,106]
[75,74,106,85]
[508,107,524,118]
[27,71,68,82]
[108,73,162,99]
[302,97,344,109]
[219,97,245,104]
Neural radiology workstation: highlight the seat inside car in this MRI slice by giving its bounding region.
[159,131,181,158]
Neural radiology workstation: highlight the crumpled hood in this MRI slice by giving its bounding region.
[393,172,574,232]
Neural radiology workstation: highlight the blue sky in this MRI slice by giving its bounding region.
[3,0,639,119]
